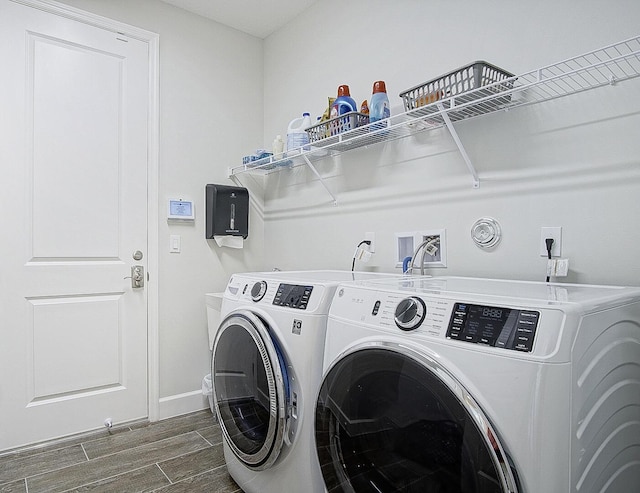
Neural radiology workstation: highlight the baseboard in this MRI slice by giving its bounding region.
[157,390,209,421]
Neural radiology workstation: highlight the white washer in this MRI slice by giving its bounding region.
[210,270,397,493]
[315,276,640,493]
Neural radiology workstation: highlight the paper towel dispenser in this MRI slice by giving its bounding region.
[205,184,249,239]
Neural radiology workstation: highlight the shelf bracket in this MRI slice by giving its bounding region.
[302,154,338,206]
[437,102,480,188]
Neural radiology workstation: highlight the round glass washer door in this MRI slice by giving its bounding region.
[212,310,289,470]
[315,344,520,493]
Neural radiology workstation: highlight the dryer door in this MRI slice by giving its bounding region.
[212,310,289,470]
[315,344,520,493]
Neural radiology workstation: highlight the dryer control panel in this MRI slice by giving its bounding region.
[447,303,540,352]
[273,283,313,310]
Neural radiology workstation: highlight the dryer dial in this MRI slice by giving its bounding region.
[250,281,267,302]
[394,297,427,331]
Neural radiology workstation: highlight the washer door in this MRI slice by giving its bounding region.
[212,310,289,470]
[315,344,520,493]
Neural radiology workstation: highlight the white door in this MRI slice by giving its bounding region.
[0,0,150,450]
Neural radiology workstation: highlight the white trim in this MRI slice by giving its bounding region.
[158,390,209,421]
[13,0,161,424]
[11,0,157,40]
[146,30,161,423]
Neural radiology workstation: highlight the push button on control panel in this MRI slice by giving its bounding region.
[447,304,468,340]
[372,300,381,316]
[513,311,539,351]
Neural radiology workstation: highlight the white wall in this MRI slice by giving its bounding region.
[262,0,640,286]
[49,0,640,422]
[58,0,266,416]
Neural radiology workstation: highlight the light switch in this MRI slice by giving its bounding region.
[170,235,181,253]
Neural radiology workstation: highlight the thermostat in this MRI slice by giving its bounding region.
[168,199,195,220]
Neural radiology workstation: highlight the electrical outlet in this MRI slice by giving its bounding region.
[364,232,375,253]
[540,227,562,257]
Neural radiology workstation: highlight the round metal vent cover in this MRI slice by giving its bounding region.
[471,217,502,249]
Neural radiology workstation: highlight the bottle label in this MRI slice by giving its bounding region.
[331,101,355,119]
[370,100,390,122]
[287,132,310,151]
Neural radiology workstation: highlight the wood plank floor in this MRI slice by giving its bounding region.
[0,410,241,493]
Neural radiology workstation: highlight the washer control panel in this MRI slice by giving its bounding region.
[447,303,539,352]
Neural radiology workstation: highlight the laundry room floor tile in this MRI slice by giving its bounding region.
[0,444,87,484]
[158,446,226,483]
[0,479,27,493]
[0,410,242,493]
[27,432,209,493]
[196,423,223,445]
[153,465,240,493]
[82,410,215,460]
[64,464,169,492]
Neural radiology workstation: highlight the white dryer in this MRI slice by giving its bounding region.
[211,270,397,493]
[315,276,640,493]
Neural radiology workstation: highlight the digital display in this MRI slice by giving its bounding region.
[463,305,513,345]
[447,302,539,352]
[170,201,192,216]
[168,199,195,220]
[470,305,510,324]
[482,307,503,319]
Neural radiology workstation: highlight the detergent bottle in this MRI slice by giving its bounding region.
[360,100,369,116]
[330,85,357,119]
[369,80,390,131]
[329,85,357,135]
[286,113,311,151]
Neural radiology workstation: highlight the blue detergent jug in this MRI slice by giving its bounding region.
[330,85,357,119]
[329,85,357,135]
[369,80,390,132]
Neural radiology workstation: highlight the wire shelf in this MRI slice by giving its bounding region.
[228,35,640,191]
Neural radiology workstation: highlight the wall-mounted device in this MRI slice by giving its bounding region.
[471,217,502,250]
[167,199,195,221]
[205,184,249,239]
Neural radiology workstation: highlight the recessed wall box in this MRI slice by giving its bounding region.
[205,184,249,239]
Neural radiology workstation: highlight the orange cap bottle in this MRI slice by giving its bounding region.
[337,84,352,97]
[372,80,387,94]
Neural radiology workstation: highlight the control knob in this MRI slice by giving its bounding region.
[394,297,426,331]
[250,281,267,302]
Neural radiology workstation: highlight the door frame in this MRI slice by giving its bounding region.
[12,0,161,422]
